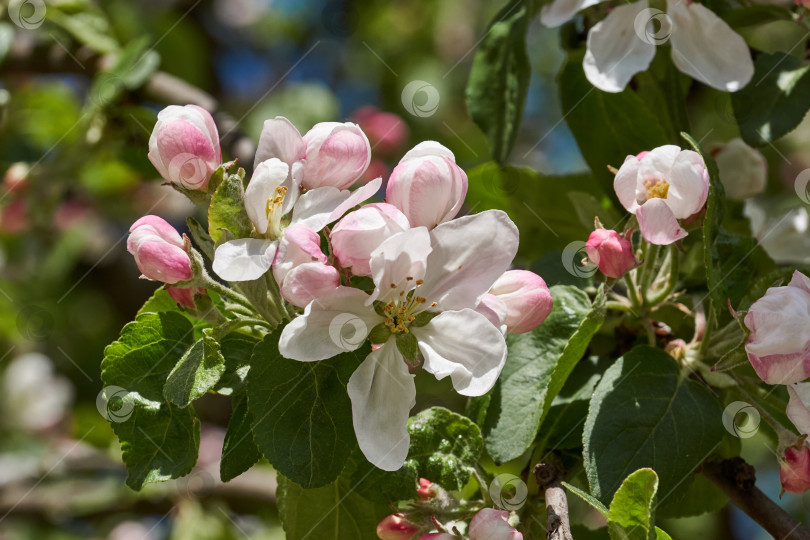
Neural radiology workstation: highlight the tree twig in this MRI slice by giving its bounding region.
[701,457,810,540]
[534,463,574,540]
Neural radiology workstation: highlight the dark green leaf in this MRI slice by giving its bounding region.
[101,312,199,490]
[215,332,260,395]
[476,285,605,463]
[466,0,531,163]
[583,346,724,504]
[164,330,225,407]
[208,173,252,244]
[247,332,362,488]
[187,217,215,260]
[221,392,263,482]
[607,468,658,540]
[405,407,483,491]
[732,52,810,146]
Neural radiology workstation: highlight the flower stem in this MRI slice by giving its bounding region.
[647,245,680,306]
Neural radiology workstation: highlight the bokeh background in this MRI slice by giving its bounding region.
[1,0,809,538]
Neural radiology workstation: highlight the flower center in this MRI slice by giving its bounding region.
[265,185,288,238]
[644,179,670,200]
[381,278,436,333]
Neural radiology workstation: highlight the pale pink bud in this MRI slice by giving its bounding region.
[781,445,810,494]
[273,224,339,307]
[585,229,636,278]
[147,105,221,191]
[416,478,437,501]
[353,106,409,156]
[711,138,767,201]
[166,286,205,309]
[475,293,508,332]
[331,203,410,276]
[788,383,810,437]
[3,162,30,193]
[489,270,553,335]
[301,122,371,190]
[377,513,420,540]
[127,215,192,284]
[744,271,810,384]
[386,142,467,229]
[469,508,522,540]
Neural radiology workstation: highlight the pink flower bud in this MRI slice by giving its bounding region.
[469,508,522,540]
[273,224,340,307]
[331,203,410,276]
[147,105,221,191]
[416,478,437,501]
[301,122,371,190]
[711,138,767,201]
[585,228,637,278]
[166,286,205,309]
[3,162,30,193]
[353,106,409,156]
[780,445,810,494]
[377,513,420,540]
[386,142,467,229]
[489,270,553,335]
[127,215,193,284]
[744,271,810,384]
[0,199,29,234]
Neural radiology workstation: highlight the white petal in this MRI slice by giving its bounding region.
[368,227,432,305]
[254,116,306,170]
[347,340,415,471]
[245,158,294,233]
[639,144,681,178]
[415,309,507,396]
[418,210,519,311]
[212,238,277,282]
[278,286,382,361]
[583,1,656,93]
[541,0,603,27]
[614,155,642,213]
[668,0,754,92]
[400,141,455,163]
[291,177,382,232]
[787,383,810,436]
[635,198,688,245]
[666,149,709,219]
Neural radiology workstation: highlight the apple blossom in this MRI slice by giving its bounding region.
[377,513,420,540]
[711,138,767,200]
[780,445,810,494]
[744,271,810,384]
[301,121,371,190]
[127,215,193,284]
[280,210,520,470]
[541,0,753,93]
[331,202,410,276]
[212,157,381,282]
[417,478,437,501]
[469,508,522,540]
[253,116,307,179]
[487,270,553,334]
[585,228,637,278]
[353,106,409,156]
[386,142,468,229]
[788,383,810,437]
[273,224,340,307]
[148,105,221,191]
[614,145,709,245]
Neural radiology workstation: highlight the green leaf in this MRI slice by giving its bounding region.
[101,312,199,490]
[403,407,483,491]
[583,346,724,504]
[732,52,810,147]
[476,285,605,463]
[562,481,608,517]
[247,332,361,488]
[466,0,531,163]
[656,473,727,519]
[220,392,263,482]
[277,455,390,540]
[164,330,226,408]
[215,332,260,395]
[137,287,183,317]
[558,53,669,192]
[187,217,215,260]
[208,173,252,244]
[607,468,659,540]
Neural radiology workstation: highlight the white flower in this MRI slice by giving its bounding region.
[279,210,519,470]
[743,199,810,266]
[542,0,753,93]
[212,157,381,281]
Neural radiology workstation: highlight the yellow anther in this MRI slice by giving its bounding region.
[416,279,424,285]
[644,179,670,200]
